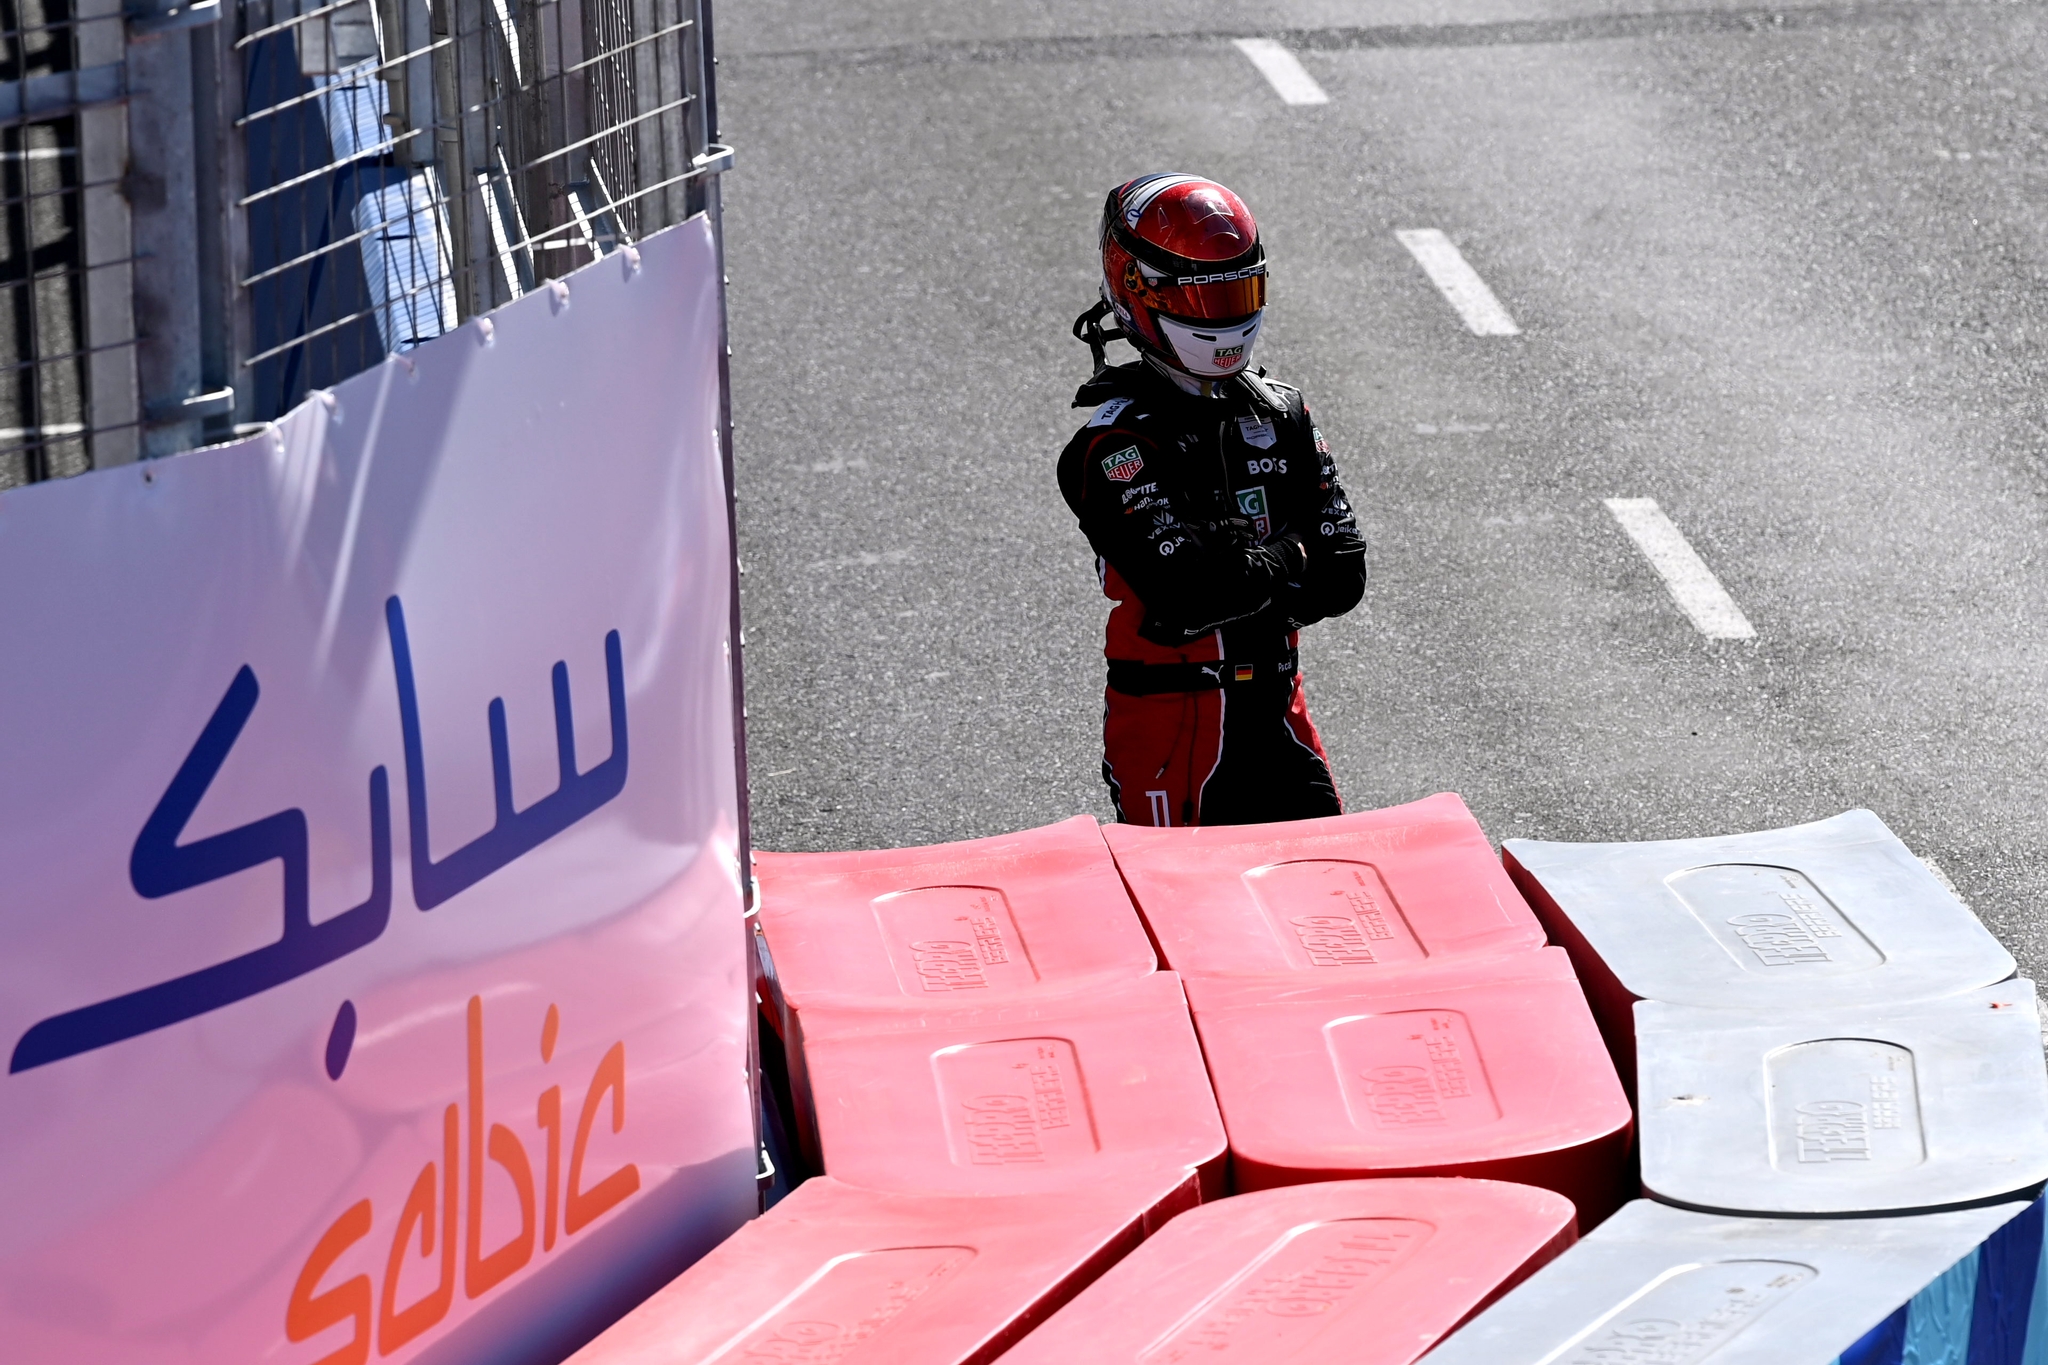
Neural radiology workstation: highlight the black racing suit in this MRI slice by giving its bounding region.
[1056,360,1368,826]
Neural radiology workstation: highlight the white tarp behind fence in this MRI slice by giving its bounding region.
[0,216,752,1364]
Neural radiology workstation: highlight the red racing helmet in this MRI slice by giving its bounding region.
[1099,174,1267,380]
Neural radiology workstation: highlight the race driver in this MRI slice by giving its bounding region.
[1058,173,1367,827]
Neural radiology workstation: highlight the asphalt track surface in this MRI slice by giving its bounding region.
[719,0,2048,980]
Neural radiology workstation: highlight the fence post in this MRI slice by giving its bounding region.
[78,0,139,466]
[125,25,208,456]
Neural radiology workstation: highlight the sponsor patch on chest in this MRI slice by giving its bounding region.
[1101,446,1145,482]
[1236,415,1277,450]
[1236,485,1271,540]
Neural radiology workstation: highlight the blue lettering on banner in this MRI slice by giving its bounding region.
[7,596,628,1073]
[385,596,627,911]
[10,669,392,1072]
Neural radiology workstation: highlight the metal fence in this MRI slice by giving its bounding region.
[0,0,725,488]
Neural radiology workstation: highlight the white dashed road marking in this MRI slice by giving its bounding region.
[1395,229,1522,336]
[807,549,914,572]
[1233,39,1329,105]
[1604,498,1756,640]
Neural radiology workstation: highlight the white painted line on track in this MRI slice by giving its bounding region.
[1395,229,1521,336]
[1233,39,1329,105]
[1604,498,1756,640]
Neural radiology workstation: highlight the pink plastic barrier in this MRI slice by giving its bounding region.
[564,1176,1161,1365]
[755,815,1157,1011]
[800,972,1227,1208]
[1101,794,1545,978]
[1186,948,1631,1222]
[999,1178,1577,1365]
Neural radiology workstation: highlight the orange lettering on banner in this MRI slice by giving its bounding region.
[378,1105,458,1355]
[537,1084,563,1251]
[539,999,563,1252]
[287,1198,374,1365]
[286,997,639,1361]
[465,995,536,1298]
[566,1042,639,1235]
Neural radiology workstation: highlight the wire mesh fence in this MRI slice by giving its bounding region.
[0,0,723,489]
[238,0,719,420]
[0,0,130,486]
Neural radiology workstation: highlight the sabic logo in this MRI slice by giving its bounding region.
[1727,912,1836,967]
[910,939,988,992]
[1289,914,1377,967]
[1358,1064,1445,1127]
[1793,1100,1871,1163]
[285,996,641,1362]
[1148,1219,1433,1361]
[959,1094,1044,1165]
[730,1246,975,1364]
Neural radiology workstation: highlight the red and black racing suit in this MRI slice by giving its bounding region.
[1057,360,1367,827]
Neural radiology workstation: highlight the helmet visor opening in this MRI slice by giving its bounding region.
[1141,267,1267,323]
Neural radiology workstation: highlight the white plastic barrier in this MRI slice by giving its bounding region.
[1424,1197,2043,1365]
[0,220,753,1364]
[1637,980,2048,1217]
[1502,811,2014,1076]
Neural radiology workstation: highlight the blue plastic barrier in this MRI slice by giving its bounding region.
[1832,1196,2046,1365]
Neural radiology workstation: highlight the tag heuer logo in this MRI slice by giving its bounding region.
[1101,446,1145,482]
[1213,345,1245,365]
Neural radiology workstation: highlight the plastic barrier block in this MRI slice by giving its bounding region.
[1637,979,2048,1216]
[1502,810,2014,1079]
[997,1178,1577,1365]
[1102,793,1545,978]
[1421,1196,2036,1365]
[1185,948,1632,1221]
[1821,1195,2047,1365]
[755,815,1157,1012]
[800,972,1227,1204]
[563,1176,1164,1365]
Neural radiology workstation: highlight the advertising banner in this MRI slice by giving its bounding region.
[0,217,754,1364]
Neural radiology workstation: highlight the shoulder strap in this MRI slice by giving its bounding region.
[1234,367,1286,415]
[1072,360,1151,409]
